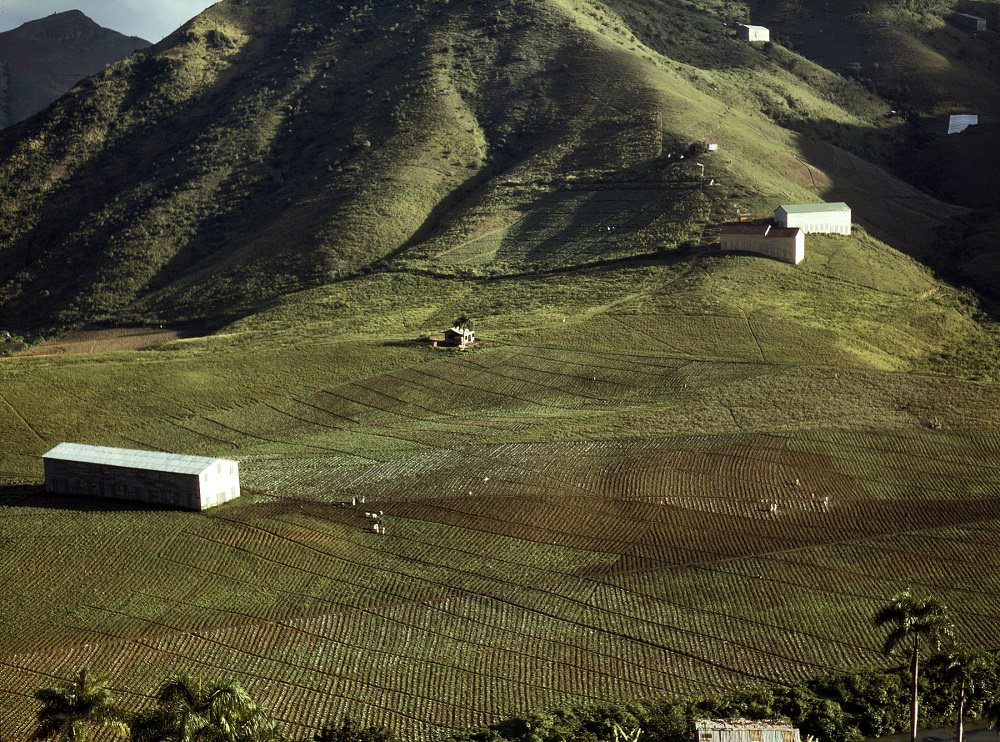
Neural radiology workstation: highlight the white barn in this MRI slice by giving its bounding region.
[721,223,804,264]
[738,24,770,42]
[43,443,240,511]
[774,202,851,235]
[953,12,986,32]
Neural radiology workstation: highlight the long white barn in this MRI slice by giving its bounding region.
[774,202,851,235]
[42,443,240,510]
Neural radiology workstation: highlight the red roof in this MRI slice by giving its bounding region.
[721,223,769,235]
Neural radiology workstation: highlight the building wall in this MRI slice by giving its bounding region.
[954,13,986,31]
[43,459,238,510]
[739,25,770,41]
[198,460,241,508]
[721,233,802,264]
[775,209,851,235]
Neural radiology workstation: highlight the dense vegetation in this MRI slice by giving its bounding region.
[31,646,1000,742]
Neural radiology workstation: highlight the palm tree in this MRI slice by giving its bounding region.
[32,667,128,741]
[130,674,283,742]
[873,589,955,742]
[931,651,986,742]
[453,315,473,331]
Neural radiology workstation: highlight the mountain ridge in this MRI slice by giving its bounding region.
[0,0,995,344]
[0,9,149,128]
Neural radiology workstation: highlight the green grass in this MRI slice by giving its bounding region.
[1,239,999,736]
[1,0,1000,737]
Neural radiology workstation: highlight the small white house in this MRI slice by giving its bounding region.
[444,325,475,347]
[738,24,770,42]
[721,223,804,264]
[774,202,851,235]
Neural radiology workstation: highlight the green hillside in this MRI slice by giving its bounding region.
[0,0,970,335]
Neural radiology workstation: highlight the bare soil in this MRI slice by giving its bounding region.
[18,327,192,356]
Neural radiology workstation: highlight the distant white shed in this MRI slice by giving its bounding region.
[947,114,979,134]
[694,719,801,742]
[738,24,770,42]
[952,12,986,32]
[774,202,851,235]
[43,443,240,510]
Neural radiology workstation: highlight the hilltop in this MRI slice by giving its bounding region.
[0,10,149,128]
[3,0,989,336]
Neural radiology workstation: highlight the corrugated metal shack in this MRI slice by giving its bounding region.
[694,719,801,742]
[42,443,240,510]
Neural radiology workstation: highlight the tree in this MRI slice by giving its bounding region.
[32,667,128,741]
[453,315,473,331]
[130,674,283,742]
[873,590,955,742]
[929,651,986,742]
[313,717,397,742]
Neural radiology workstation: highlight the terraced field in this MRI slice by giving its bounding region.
[2,304,1000,738]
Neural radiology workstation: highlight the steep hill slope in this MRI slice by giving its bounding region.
[0,10,148,128]
[744,0,1000,301]
[0,0,949,335]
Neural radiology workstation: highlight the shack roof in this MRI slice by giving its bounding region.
[43,443,235,476]
[955,12,985,21]
[721,223,769,235]
[777,202,850,214]
[948,114,979,134]
[768,227,803,237]
[740,24,769,31]
[694,720,798,732]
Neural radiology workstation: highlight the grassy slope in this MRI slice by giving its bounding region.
[0,0,999,737]
[0,0,974,333]
[0,235,999,736]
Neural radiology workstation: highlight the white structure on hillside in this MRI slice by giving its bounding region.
[948,114,979,134]
[694,719,801,742]
[953,12,986,32]
[43,443,240,511]
[444,325,475,347]
[738,24,770,42]
[774,202,851,235]
[720,223,804,264]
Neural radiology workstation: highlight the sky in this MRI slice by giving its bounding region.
[0,0,217,42]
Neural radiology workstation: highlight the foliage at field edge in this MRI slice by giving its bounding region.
[32,649,1000,742]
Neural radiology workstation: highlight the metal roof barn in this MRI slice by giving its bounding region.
[774,202,851,235]
[42,443,240,510]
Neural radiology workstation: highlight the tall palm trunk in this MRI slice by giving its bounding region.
[956,678,966,742]
[910,639,919,742]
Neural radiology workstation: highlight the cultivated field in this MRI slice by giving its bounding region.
[18,327,192,356]
[1,247,999,738]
